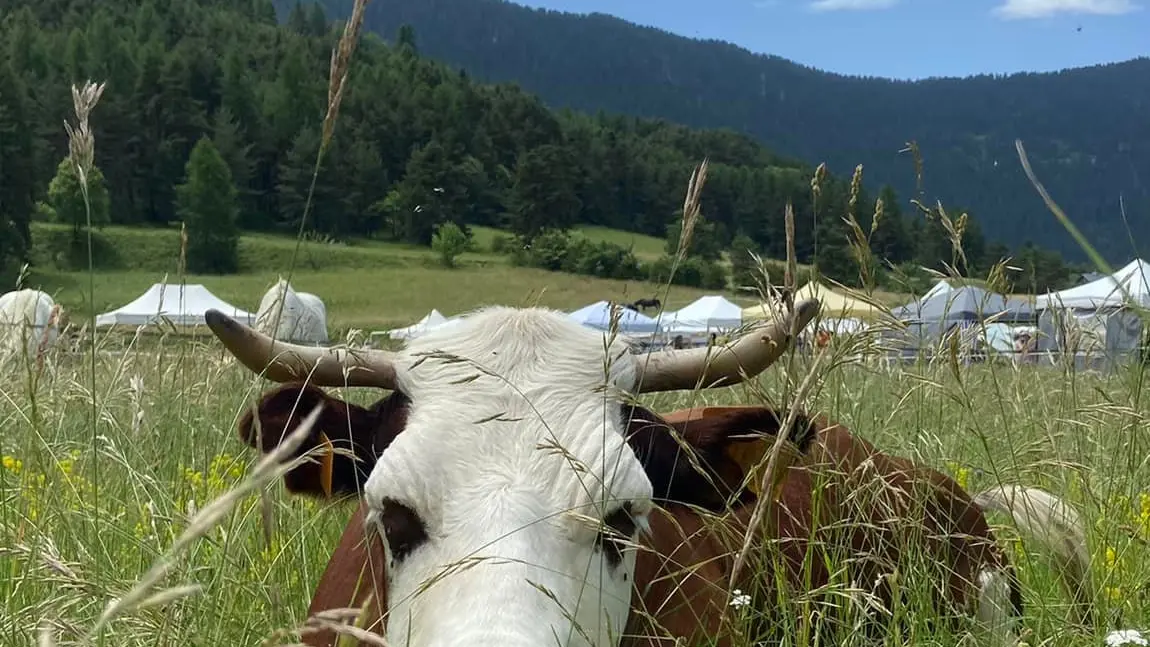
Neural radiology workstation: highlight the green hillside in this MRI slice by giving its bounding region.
[289,0,1150,265]
[24,222,824,333]
[0,0,1083,298]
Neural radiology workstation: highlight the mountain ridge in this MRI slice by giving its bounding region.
[289,0,1150,265]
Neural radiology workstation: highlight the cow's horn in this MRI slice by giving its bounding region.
[204,309,398,389]
[634,297,818,393]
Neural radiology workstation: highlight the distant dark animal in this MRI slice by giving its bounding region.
[632,297,662,311]
[205,298,1094,647]
[622,302,640,312]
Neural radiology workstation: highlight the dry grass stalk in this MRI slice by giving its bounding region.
[809,163,827,275]
[323,0,371,149]
[722,195,828,624]
[725,349,826,592]
[276,0,370,343]
[841,165,879,290]
[178,222,188,278]
[674,158,709,262]
[300,618,391,647]
[784,201,797,299]
[899,140,925,196]
[63,80,107,185]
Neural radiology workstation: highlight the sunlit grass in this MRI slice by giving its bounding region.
[2,347,1148,645]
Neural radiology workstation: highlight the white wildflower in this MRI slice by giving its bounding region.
[1107,629,1148,647]
[729,589,751,608]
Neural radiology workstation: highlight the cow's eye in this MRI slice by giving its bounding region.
[595,504,637,567]
[378,498,428,562]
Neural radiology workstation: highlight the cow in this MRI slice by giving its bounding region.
[202,299,1093,647]
[0,289,62,364]
[631,298,662,312]
[255,278,329,345]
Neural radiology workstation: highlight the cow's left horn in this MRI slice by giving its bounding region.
[204,309,398,389]
[634,297,818,393]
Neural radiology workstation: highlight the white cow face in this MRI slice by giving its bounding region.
[204,299,815,647]
[364,307,655,647]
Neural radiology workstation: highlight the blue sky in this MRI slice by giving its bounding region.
[514,0,1148,80]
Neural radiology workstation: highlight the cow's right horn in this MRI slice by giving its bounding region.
[634,297,818,393]
[204,309,398,389]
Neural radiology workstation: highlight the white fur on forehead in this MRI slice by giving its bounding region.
[396,305,642,395]
[370,304,654,518]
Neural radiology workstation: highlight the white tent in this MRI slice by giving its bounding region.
[1037,259,1150,311]
[95,283,256,328]
[662,295,742,334]
[568,301,662,334]
[388,309,448,341]
[922,279,953,301]
[423,316,467,336]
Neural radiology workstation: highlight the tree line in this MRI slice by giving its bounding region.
[0,0,1083,292]
[320,0,1150,266]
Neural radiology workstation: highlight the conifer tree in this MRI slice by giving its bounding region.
[47,158,111,241]
[176,137,240,274]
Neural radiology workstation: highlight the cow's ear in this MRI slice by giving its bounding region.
[239,382,331,451]
[240,382,378,499]
[680,407,818,499]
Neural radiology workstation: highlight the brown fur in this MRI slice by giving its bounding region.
[243,392,1026,646]
[237,383,409,498]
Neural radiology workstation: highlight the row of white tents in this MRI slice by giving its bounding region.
[7,257,1150,364]
[91,280,331,344]
[388,295,753,347]
[1,279,331,364]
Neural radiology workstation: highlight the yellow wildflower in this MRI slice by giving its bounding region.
[1106,586,1123,603]
[182,467,204,490]
[2,455,22,475]
[1138,493,1150,539]
[954,466,971,491]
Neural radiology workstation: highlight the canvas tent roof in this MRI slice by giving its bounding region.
[1037,259,1150,311]
[95,283,256,327]
[568,300,662,334]
[890,285,1033,324]
[388,309,448,341]
[921,279,953,301]
[663,295,742,333]
[742,281,887,321]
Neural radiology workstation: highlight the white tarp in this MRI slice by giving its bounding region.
[0,289,60,359]
[389,309,448,341]
[254,279,329,344]
[662,295,742,333]
[921,279,953,301]
[95,283,256,327]
[1038,259,1150,311]
[568,301,662,334]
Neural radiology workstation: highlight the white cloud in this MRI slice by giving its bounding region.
[808,0,898,11]
[993,0,1140,18]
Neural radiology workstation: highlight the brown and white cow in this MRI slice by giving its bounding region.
[204,300,1094,647]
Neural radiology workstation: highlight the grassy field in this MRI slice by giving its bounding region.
[8,220,1136,646]
[2,333,1148,646]
[23,223,754,332]
[22,222,909,335]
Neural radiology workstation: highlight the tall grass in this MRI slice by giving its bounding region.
[3,3,1148,646]
[4,343,1149,645]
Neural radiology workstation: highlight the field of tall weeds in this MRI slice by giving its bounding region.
[4,2,1148,643]
[2,340,1149,645]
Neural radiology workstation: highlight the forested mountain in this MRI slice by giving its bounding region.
[0,0,1079,293]
[286,0,1150,265]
